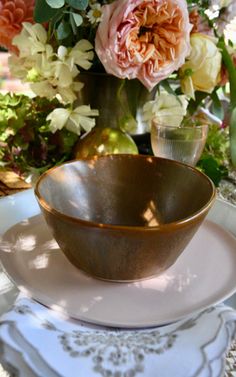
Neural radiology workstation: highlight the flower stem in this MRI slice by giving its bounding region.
[218,39,236,166]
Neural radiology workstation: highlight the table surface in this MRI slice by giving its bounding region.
[0,173,236,377]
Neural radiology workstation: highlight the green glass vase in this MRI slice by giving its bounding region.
[76,72,155,138]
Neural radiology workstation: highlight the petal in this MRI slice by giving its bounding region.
[57,46,68,60]
[57,87,77,103]
[73,105,99,117]
[30,81,56,100]
[66,115,82,135]
[74,39,93,52]
[55,63,73,87]
[69,113,96,133]
[47,108,70,133]
[180,76,195,99]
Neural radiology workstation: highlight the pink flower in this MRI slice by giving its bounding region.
[95,0,192,91]
[0,0,34,52]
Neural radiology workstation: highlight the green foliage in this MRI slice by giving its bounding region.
[66,0,89,10]
[197,156,228,186]
[56,21,72,40]
[71,13,83,27]
[186,0,210,6]
[217,39,236,166]
[0,94,78,176]
[46,0,65,8]
[187,92,209,115]
[34,0,57,22]
[197,124,230,185]
[34,0,98,47]
[210,90,224,121]
[230,107,236,166]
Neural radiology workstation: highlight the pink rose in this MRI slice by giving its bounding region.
[95,0,192,91]
[0,0,34,52]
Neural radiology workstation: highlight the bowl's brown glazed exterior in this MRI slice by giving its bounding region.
[34,155,216,282]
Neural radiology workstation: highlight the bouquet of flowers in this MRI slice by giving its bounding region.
[0,0,235,184]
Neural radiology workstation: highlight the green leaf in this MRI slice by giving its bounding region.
[66,0,88,10]
[160,79,183,105]
[71,12,83,27]
[69,12,77,34]
[188,91,209,115]
[230,107,236,166]
[56,21,71,40]
[34,0,57,22]
[160,80,176,96]
[211,90,224,121]
[197,156,227,186]
[46,0,65,8]
[50,10,64,28]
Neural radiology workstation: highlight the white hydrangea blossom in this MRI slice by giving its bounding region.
[47,106,99,135]
[143,91,189,128]
[8,22,94,104]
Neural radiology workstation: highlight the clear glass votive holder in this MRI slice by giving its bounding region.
[151,122,208,166]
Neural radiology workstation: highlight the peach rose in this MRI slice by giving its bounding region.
[95,0,192,91]
[0,0,34,52]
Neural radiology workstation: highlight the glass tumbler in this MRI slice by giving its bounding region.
[151,122,208,166]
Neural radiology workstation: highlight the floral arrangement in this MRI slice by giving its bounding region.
[0,0,236,184]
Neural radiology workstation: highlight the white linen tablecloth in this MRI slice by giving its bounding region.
[0,296,236,377]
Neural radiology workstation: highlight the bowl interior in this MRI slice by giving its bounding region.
[36,155,214,227]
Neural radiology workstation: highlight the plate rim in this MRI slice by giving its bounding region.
[1,215,236,328]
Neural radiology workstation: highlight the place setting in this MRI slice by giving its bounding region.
[1,0,236,374]
[0,154,235,327]
[0,155,236,377]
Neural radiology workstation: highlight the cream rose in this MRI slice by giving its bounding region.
[95,0,192,91]
[143,91,189,128]
[180,33,222,98]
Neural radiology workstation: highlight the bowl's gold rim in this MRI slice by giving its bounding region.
[34,154,216,231]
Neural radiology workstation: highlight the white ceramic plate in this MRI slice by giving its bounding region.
[1,214,236,328]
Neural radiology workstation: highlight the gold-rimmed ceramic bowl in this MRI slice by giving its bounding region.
[34,154,216,282]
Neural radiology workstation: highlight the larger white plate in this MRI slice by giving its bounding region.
[1,214,236,328]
